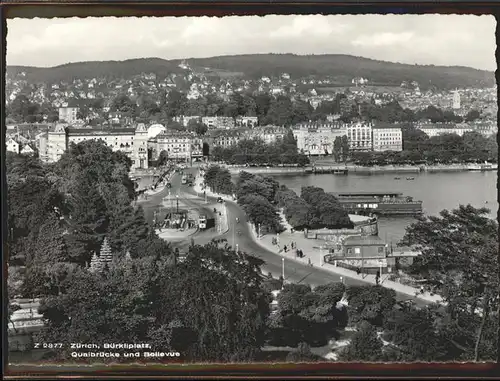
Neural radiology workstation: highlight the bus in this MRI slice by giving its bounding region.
[198,215,207,229]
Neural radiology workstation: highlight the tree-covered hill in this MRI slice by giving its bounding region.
[187,54,494,89]
[7,54,494,89]
[7,58,185,84]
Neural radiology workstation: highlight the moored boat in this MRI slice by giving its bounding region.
[331,191,423,216]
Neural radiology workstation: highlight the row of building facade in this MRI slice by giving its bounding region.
[13,120,496,170]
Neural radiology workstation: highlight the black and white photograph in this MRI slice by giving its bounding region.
[5,14,499,368]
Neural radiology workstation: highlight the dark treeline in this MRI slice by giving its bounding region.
[351,129,498,165]
[211,130,309,166]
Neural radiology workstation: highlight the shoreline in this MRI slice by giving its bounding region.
[225,164,497,175]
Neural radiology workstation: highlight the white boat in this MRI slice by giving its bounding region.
[467,163,482,171]
[468,162,498,171]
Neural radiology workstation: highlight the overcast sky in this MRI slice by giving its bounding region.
[6,15,496,70]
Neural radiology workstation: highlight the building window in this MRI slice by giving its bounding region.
[378,247,384,254]
[347,248,352,255]
[354,248,361,255]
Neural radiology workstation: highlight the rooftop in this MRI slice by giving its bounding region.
[333,191,404,197]
[67,127,135,135]
[344,236,385,246]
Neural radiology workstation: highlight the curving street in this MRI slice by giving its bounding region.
[142,165,430,307]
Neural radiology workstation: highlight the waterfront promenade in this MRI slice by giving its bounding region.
[224,163,496,176]
[192,173,443,304]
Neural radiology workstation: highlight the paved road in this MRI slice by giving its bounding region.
[150,166,430,306]
[183,168,431,306]
[139,170,221,245]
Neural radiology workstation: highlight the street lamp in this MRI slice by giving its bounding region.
[281,257,285,288]
[320,246,323,267]
[176,194,179,213]
[258,223,261,239]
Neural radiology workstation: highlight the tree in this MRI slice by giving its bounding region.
[383,305,450,362]
[338,321,384,362]
[65,172,110,265]
[266,95,294,126]
[400,204,499,361]
[301,186,353,229]
[238,194,283,234]
[36,258,158,360]
[345,285,396,327]
[157,150,169,166]
[286,342,322,362]
[187,118,208,136]
[111,94,136,114]
[465,109,481,122]
[269,282,347,347]
[214,168,233,195]
[333,136,342,162]
[165,90,188,117]
[151,241,271,362]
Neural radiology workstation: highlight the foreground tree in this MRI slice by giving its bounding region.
[338,321,384,362]
[400,204,499,361]
[269,283,347,347]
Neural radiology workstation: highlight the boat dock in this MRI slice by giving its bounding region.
[306,166,349,175]
[331,191,423,216]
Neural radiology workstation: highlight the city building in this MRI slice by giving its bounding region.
[293,123,348,156]
[202,116,235,130]
[173,115,202,127]
[207,129,243,148]
[35,132,48,162]
[20,144,35,156]
[45,123,149,169]
[416,123,473,138]
[191,137,204,160]
[58,106,79,124]
[347,122,373,151]
[148,131,193,162]
[245,125,288,145]
[372,125,403,152]
[235,116,259,128]
[6,137,20,154]
[471,122,498,137]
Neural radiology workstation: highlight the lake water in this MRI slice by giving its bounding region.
[271,171,498,245]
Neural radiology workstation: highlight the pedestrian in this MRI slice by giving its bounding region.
[284,245,288,252]
[308,258,312,266]
[356,267,360,275]
[420,286,424,294]
[375,270,380,285]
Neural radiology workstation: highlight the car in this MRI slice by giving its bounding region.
[217,197,223,203]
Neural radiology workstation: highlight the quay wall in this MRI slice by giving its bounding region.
[225,164,483,175]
